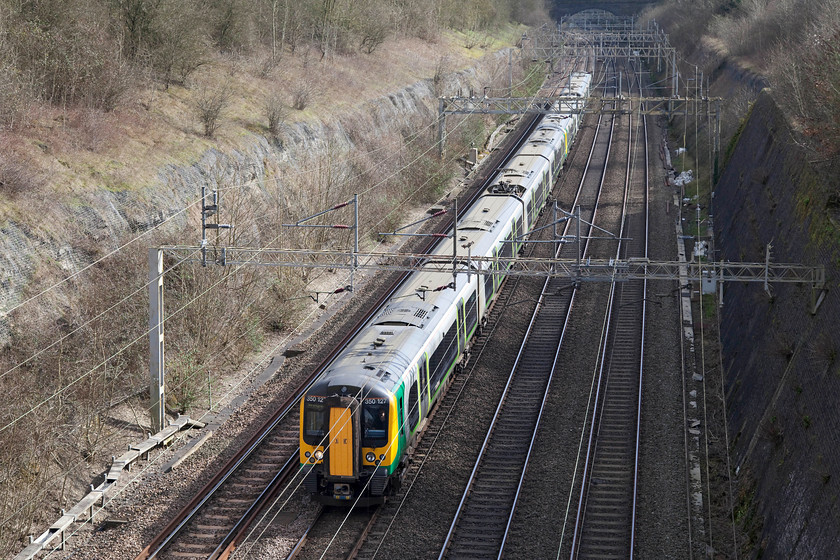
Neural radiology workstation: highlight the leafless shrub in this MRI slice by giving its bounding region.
[433,56,452,97]
[145,2,209,88]
[761,414,784,448]
[167,351,203,414]
[356,13,389,54]
[256,51,280,79]
[0,57,31,129]
[193,87,230,137]
[768,16,840,159]
[463,28,480,49]
[264,90,289,136]
[66,109,119,152]
[0,137,46,195]
[806,331,839,373]
[291,81,314,111]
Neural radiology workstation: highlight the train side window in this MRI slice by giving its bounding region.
[429,320,458,394]
[501,235,513,261]
[484,264,494,305]
[407,378,419,430]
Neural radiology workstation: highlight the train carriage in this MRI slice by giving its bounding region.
[300,265,479,504]
[300,71,591,505]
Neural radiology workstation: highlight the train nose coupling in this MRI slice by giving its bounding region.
[334,483,352,498]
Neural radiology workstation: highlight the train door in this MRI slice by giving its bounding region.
[407,374,420,436]
[492,247,500,294]
[327,396,359,479]
[562,131,569,166]
[458,300,466,355]
[542,170,549,206]
[419,356,429,417]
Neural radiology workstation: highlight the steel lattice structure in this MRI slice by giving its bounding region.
[159,246,824,287]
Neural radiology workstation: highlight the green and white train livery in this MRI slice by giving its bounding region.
[299,72,592,505]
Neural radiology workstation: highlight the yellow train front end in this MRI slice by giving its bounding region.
[299,384,402,505]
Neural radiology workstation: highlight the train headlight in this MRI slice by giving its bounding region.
[304,451,311,458]
[365,452,376,462]
[314,450,324,460]
[379,454,385,461]
[308,456,316,463]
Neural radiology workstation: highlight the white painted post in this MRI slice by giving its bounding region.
[149,248,165,433]
[353,193,359,292]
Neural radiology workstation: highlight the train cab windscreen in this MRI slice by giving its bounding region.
[302,398,328,446]
[362,401,389,448]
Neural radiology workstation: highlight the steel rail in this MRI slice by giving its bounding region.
[500,65,618,558]
[348,108,574,560]
[439,65,618,559]
[135,193,448,559]
[630,57,651,559]
[211,453,300,559]
[283,506,323,560]
[568,59,634,558]
[136,107,548,560]
[569,58,650,559]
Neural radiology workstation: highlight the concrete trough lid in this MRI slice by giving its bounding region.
[14,416,200,560]
[49,514,77,530]
[12,514,76,560]
[66,488,106,521]
[106,460,128,482]
[131,439,157,454]
[115,449,140,464]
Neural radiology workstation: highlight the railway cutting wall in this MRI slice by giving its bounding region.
[714,90,840,556]
[0,51,506,337]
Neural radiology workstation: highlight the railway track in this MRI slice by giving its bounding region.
[282,505,372,560]
[134,110,546,560]
[569,59,650,559]
[276,73,581,560]
[345,170,565,560]
[437,67,619,559]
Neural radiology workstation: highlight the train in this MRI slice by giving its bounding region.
[299,72,592,505]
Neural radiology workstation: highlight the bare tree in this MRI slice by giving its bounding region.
[194,87,230,137]
[264,89,289,135]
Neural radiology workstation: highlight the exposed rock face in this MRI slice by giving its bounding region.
[715,90,840,557]
[0,51,508,342]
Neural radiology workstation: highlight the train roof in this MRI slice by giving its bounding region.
[566,72,592,96]
[497,152,552,184]
[432,194,520,263]
[316,264,475,393]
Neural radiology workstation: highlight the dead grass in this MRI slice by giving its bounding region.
[0,25,526,556]
[2,27,527,203]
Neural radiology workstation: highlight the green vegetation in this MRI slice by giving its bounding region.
[723,102,753,169]
[702,294,717,319]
